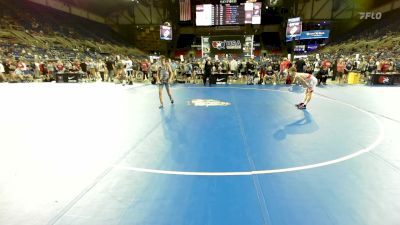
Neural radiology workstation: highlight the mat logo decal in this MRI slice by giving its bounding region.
[189,99,231,107]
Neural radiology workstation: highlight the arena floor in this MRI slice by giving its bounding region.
[0,82,399,225]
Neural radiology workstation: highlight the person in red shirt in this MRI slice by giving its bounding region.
[39,61,45,76]
[380,60,390,73]
[280,58,290,73]
[280,58,292,84]
[322,59,331,70]
[140,59,150,80]
[336,59,345,84]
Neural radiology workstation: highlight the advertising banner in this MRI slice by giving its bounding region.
[202,35,253,58]
[160,25,172,40]
[307,44,319,52]
[294,45,306,52]
[300,30,330,40]
[209,36,244,54]
[286,30,330,42]
[286,22,302,40]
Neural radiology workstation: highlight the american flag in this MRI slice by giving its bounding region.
[179,0,191,21]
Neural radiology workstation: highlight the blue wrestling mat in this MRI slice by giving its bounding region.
[0,83,399,225]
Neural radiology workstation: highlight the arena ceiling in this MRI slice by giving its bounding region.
[59,0,174,16]
[58,0,394,16]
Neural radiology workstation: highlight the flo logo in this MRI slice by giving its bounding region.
[212,41,225,50]
[359,12,382,19]
[188,99,231,107]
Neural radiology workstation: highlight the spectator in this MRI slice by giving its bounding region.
[229,58,238,79]
[0,60,5,82]
[203,57,213,86]
[280,57,292,84]
[317,66,328,86]
[87,59,97,81]
[97,59,106,82]
[80,60,87,76]
[140,59,150,80]
[125,57,133,78]
[105,57,115,82]
[55,60,64,73]
[336,59,345,84]
[246,59,256,85]
[295,58,306,73]
[263,66,277,85]
[115,57,126,84]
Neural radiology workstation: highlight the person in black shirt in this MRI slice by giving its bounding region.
[344,60,353,76]
[295,58,306,73]
[203,58,213,86]
[331,59,338,81]
[272,61,280,82]
[105,57,115,82]
[80,61,87,73]
[4,60,11,75]
[246,60,255,85]
[317,67,328,85]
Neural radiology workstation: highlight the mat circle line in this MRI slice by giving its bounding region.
[114,86,385,176]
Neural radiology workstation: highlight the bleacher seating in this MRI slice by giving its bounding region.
[0,0,143,60]
[319,8,400,56]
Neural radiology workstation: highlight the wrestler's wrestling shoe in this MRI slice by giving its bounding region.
[298,104,307,110]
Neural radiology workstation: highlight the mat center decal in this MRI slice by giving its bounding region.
[188,99,231,107]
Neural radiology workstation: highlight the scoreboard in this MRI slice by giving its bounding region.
[196,2,261,26]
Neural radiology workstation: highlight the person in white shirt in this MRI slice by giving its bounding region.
[124,57,133,77]
[229,58,238,79]
[87,59,97,81]
[0,61,4,73]
[97,59,106,81]
[293,70,318,110]
[0,62,5,82]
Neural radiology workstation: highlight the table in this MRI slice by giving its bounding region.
[371,73,400,85]
[55,73,82,83]
[347,71,361,84]
[210,73,233,84]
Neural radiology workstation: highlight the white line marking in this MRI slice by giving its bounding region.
[114,86,385,176]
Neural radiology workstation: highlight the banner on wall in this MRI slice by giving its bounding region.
[300,30,330,40]
[286,17,302,41]
[209,36,245,54]
[160,25,172,40]
[286,30,330,42]
[294,45,306,52]
[307,44,319,52]
[202,35,253,57]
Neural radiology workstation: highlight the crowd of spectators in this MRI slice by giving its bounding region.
[0,0,146,83]
[2,47,400,85]
[1,1,399,86]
